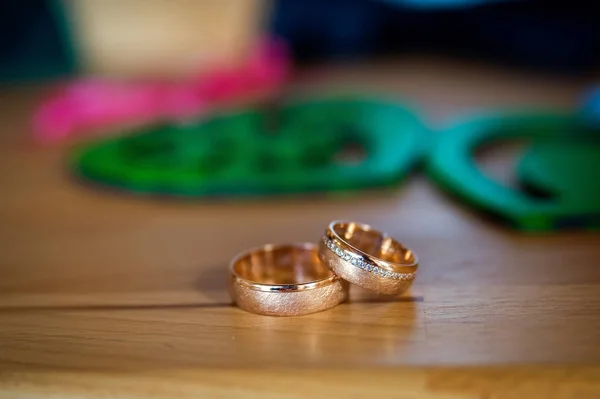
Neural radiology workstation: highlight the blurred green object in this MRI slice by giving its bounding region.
[0,1,75,82]
[70,97,428,197]
[428,112,600,231]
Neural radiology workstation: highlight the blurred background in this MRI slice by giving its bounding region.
[1,0,600,374]
[0,0,598,275]
[2,0,598,229]
[3,0,599,79]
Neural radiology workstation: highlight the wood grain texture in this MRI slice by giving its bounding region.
[1,58,599,397]
[1,368,600,399]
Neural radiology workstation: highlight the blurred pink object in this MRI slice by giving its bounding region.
[33,38,290,144]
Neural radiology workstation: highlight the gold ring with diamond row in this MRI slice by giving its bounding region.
[229,242,349,316]
[318,221,418,295]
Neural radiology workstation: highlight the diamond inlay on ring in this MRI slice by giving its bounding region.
[323,237,415,281]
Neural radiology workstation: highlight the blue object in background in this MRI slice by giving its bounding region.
[380,0,506,9]
[579,87,600,130]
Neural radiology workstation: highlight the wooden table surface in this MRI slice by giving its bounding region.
[1,58,599,398]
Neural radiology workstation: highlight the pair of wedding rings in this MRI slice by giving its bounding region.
[228,221,419,316]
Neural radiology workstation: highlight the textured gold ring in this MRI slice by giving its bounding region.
[319,221,418,295]
[228,242,349,316]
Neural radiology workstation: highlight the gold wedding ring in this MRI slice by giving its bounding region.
[319,221,418,295]
[229,242,349,316]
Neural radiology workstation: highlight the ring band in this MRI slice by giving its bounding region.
[319,221,418,295]
[228,242,349,316]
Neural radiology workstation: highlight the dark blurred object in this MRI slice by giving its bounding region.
[270,0,600,73]
[0,0,74,82]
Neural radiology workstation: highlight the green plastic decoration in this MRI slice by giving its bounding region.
[428,111,600,231]
[71,97,429,197]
